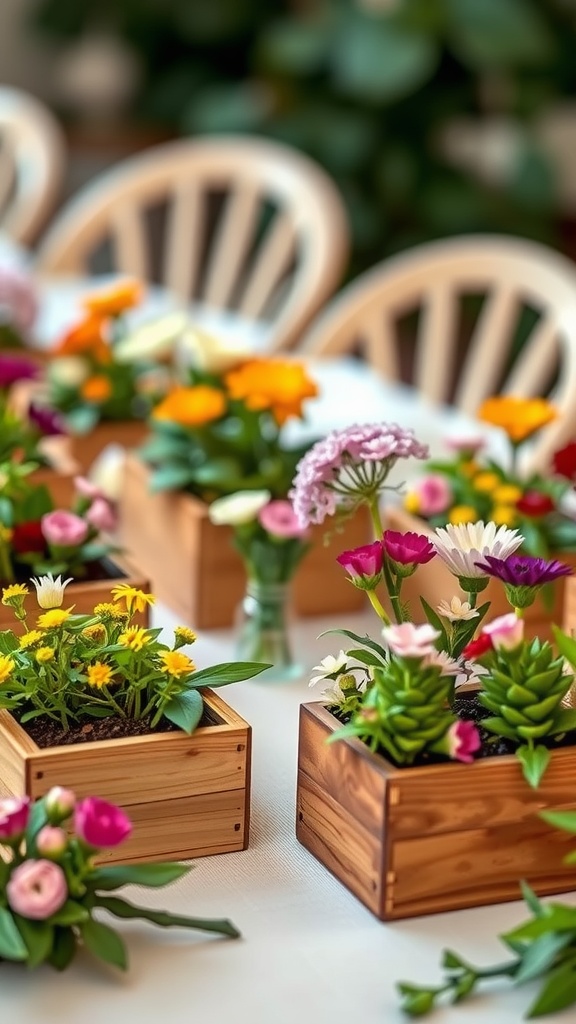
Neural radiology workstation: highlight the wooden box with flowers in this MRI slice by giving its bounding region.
[0,583,265,863]
[292,421,576,920]
[387,397,576,642]
[121,345,369,629]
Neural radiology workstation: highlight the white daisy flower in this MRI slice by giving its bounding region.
[433,521,523,579]
[309,651,348,688]
[30,573,73,609]
[437,596,479,621]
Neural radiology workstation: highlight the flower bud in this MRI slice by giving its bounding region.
[45,786,76,823]
[36,825,67,859]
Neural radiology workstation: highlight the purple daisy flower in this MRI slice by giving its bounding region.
[474,554,573,586]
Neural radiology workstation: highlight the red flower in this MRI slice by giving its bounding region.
[462,634,493,660]
[11,521,46,555]
[552,441,576,481]
[516,491,555,518]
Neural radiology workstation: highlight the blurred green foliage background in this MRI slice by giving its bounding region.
[31,0,576,272]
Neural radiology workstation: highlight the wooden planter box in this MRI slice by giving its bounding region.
[0,690,251,864]
[296,701,576,921]
[0,555,150,631]
[384,506,576,642]
[29,465,76,509]
[119,455,370,629]
[68,419,148,474]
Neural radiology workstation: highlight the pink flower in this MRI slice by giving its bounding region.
[74,796,132,848]
[444,435,485,456]
[0,796,30,840]
[336,540,384,589]
[382,622,440,658]
[413,474,453,517]
[45,786,76,822]
[85,497,117,533]
[74,476,105,500]
[36,826,67,858]
[445,720,481,763]
[41,510,89,547]
[483,612,524,651]
[7,859,67,920]
[383,530,436,565]
[258,500,308,539]
[0,265,38,333]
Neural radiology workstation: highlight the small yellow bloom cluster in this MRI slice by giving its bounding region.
[0,654,14,685]
[87,662,113,688]
[118,626,150,652]
[93,602,127,620]
[37,608,72,630]
[174,626,197,648]
[160,651,195,677]
[36,647,55,664]
[2,583,29,607]
[19,630,44,650]
[82,624,107,642]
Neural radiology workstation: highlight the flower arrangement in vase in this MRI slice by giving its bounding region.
[0,787,238,971]
[292,422,576,920]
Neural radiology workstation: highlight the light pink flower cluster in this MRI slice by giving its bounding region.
[290,423,429,526]
[0,265,38,334]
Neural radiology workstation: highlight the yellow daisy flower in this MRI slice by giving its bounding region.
[82,623,107,642]
[111,585,156,615]
[94,602,126,620]
[2,583,29,606]
[118,626,150,652]
[19,630,44,649]
[174,626,197,649]
[0,654,15,684]
[159,651,195,677]
[460,460,480,479]
[472,472,500,492]
[37,608,72,629]
[492,484,523,505]
[448,505,477,525]
[403,492,421,515]
[36,647,55,664]
[492,505,518,527]
[87,662,113,688]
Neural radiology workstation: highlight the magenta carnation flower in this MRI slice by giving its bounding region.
[445,720,481,763]
[0,353,38,389]
[336,540,384,589]
[290,423,429,526]
[383,530,436,566]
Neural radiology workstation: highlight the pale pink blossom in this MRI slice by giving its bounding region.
[258,500,308,539]
[0,265,38,333]
[7,859,68,919]
[413,474,453,517]
[41,510,89,548]
[74,476,105,500]
[45,786,76,821]
[36,825,67,858]
[85,497,118,533]
[382,622,440,658]
[483,612,524,651]
[444,435,485,456]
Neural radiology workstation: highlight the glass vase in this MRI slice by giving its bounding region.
[235,579,303,682]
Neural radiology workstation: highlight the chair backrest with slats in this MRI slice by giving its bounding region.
[301,235,576,470]
[0,87,65,245]
[35,136,349,351]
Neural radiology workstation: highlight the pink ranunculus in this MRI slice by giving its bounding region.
[36,825,67,858]
[382,622,440,658]
[445,720,481,763]
[0,796,30,841]
[258,500,308,539]
[85,497,118,533]
[7,859,68,920]
[336,540,384,589]
[74,797,132,848]
[45,786,76,822]
[383,530,436,565]
[413,474,453,517]
[483,612,524,651]
[41,510,89,548]
[74,476,105,500]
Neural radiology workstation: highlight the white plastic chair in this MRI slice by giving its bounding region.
[34,135,349,351]
[301,235,576,470]
[0,87,65,246]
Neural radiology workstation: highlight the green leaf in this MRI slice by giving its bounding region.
[506,905,576,940]
[517,744,550,788]
[345,647,386,668]
[447,0,553,70]
[80,918,128,970]
[539,810,576,835]
[49,900,89,926]
[48,927,76,971]
[334,16,438,103]
[188,661,271,687]
[0,907,28,961]
[520,880,545,918]
[318,628,388,661]
[149,464,195,493]
[552,626,576,669]
[514,931,574,984]
[163,688,204,734]
[527,959,576,1018]
[95,895,240,937]
[14,917,54,968]
[88,863,190,891]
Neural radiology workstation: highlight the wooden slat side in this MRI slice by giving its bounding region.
[298,703,389,838]
[0,710,32,798]
[389,817,576,919]
[297,771,383,916]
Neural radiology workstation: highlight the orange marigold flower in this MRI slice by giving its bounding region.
[152,386,226,427]
[81,375,113,403]
[224,359,318,425]
[53,313,111,364]
[478,396,557,444]
[83,278,144,317]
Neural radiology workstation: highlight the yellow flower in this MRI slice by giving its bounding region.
[448,505,477,525]
[224,359,318,425]
[0,654,14,684]
[87,662,113,688]
[492,505,518,527]
[36,647,55,664]
[493,484,523,505]
[82,623,106,642]
[0,524,13,542]
[2,583,29,606]
[37,608,72,629]
[19,630,44,649]
[403,491,421,515]
[460,460,480,479]
[94,602,126,619]
[174,626,197,649]
[111,585,156,615]
[472,472,500,492]
[159,651,195,677]
[118,626,150,652]
[152,385,226,427]
[478,396,557,444]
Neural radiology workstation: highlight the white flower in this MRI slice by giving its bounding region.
[437,596,479,622]
[320,679,348,705]
[309,651,348,688]
[114,312,187,363]
[208,490,271,527]
[30,574,73,609]
[47,356,89,388]
[422,649,468,686]
[433,521,523,579]
[179,328,253,375]
[87,444,126,501]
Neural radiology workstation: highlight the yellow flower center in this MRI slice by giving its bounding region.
[118,626,150,652]
[36,647,55,664]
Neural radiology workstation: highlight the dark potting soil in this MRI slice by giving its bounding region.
[5,555,127,587]
[15,709,214,749]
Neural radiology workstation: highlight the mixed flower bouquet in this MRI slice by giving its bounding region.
[0,463,118,583]
[0,579,267,739]
[0,263,38,349]
[0,352,65,464]
[0,787,238,971]
[404,395,576,557]
[290,422,576,789]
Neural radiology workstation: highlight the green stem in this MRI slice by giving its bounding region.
[367,497,383,540]
[367,589,391,626]
[467,591,477,609]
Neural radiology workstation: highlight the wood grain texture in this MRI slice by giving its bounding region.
[296,701,576,922]
[120,455,370,628]
[0,690,251,863]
